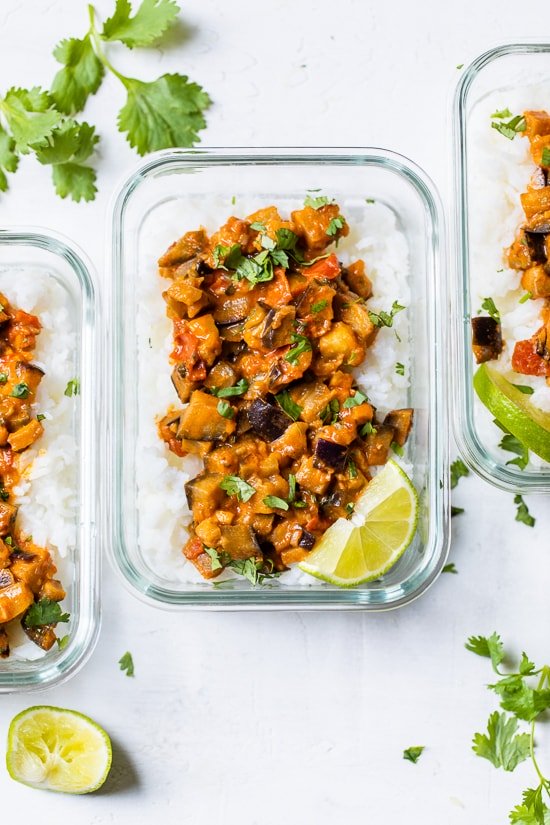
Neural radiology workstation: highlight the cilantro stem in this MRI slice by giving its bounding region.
[530,669,550,793]
[87,4,130,86]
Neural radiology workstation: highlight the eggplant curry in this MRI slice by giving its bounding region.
[0,295,67,658]
[472,109,550,378]
[157,198,413,582]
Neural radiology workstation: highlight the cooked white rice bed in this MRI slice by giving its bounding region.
[137,198,411,585]
[468,84,550,468]
[0,272,77,660]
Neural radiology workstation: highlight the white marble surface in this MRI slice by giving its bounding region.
[1,1,550,822]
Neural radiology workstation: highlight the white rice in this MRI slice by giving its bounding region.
[137,198,410,585]
[468,84,550,469]
[0,271,77,660]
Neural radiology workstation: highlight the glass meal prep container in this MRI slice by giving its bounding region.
[107,147,449,609]
[0,230,99,693]
[452,43,550,493]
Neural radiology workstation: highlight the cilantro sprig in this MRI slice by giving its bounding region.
[24,598,70,627]
[0,1,210,201]
[204,546,279,586]
[368,301,405,329]
[467,633,550,822]
[491,109,526,140]
[119,650,135,677]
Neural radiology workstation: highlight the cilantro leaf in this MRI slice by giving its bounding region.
[326,215,345,237]
[57,634,70,650]
[209,379,249,398]
[403,746,424,764]
[204,546,223,571]
[64,378,80,396]
[33,120,99,202]
[472,711,530,771]
[450,457,469,489]
[519,654,537,676]
[343,390,368,408]
[119,651,135,677]
[275,390,302,421]
[490,675,550,722]
[311,299,328,313]
[118,74,211,155]
[442,562,458,574]
[24,598,70,627]
[491,111,526,140]
[368,301,405,329]
[515,495,535,527]
[216,399,234,419]
[285,333,312,365]
[451,506,465,517]
[263,495,289,511]
[500,433,529,470]
[1,87,62,153]
[465,632,504,672]
[542,147,550,168]
[102,0,180,48]
[512,384,534,396]
[219,475,255,502]
[509,801,550,825]
[50,35,104,115]
[0,125,19,192]
[304,194,329,209]
[479,296,501,323]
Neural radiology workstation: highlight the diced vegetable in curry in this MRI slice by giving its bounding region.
[157,199,413,582]
[0,295,67,657]
[473,110,550,380]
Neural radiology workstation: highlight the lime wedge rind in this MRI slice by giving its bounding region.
[473,363,550,463]
[6,705,112,795]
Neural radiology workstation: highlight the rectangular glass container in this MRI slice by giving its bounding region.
[452,43,550,492]
[0,229,99,692]
[107,148,449,609]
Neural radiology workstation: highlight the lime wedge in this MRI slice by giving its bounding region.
[298,460,418,587]
[474,363,550,462]
[6,706,112,794]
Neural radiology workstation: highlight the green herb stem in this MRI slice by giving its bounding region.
[88,4,129,86]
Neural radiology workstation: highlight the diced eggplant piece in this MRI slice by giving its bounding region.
[341,260,373,299]
[204,361,237,392]
[521,265,550,299]
[524,231,548,263]
[531,167,548,189]
[298,529,316,550]
[183,535,221,579]
[171,364,197,404]
[0,579,33,623]
[314,437,348,470]
[261,305,296,349]
[363,425,395,466]
[8,419,43,452]
[471,316,503,363]
[158,230,208,268]
[0,626,9,658]
[16,362,44,394]
[383,409,414,447]
[212,295,253,324]
[247,398,293,441]
[184,472,226,523]
[177,391,236,441]
[23,623,57,651]
[0,501,17,536]
[219,525,261,560]
[291,381,332,423]
[219,321,245,342]
[0,568,14,589]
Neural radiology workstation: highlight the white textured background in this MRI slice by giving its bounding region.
[1,2,550,823]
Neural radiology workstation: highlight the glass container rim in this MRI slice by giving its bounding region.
[107,146,450,610]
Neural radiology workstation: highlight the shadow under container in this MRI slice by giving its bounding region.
[0,230,100,693]
[108,147,449,609]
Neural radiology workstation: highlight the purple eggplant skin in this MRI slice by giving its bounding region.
[247,398,292,441]
[525,230,548,263]
[314,437,348,470]
[471,316,503,364]
[299,529,316,550]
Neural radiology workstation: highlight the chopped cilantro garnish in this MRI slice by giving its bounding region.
[519,291,532,304]
[217,400,234,419]
[403,746,424,764]
[343,390,368,408]
[263,495,289,511]
[11,382,30,399]
[450,458,469,488]
[275,390,302,421]
[209,378,249,398]
[304,194,329,209]
[542,147,550,167]
[326,215,345,237]
[219,475,256,502]
[368,300,405,328]
[64,378,80,397]
[479,297,500,323]
[118,651,134,677]
[442,562,458,573]
[0,373,7,384]
[490,110,526,140]
[24,598,70,627]
[311,299,328,313]
[514,494,535,527]
[285,333,312,365]
[395,362,405,376]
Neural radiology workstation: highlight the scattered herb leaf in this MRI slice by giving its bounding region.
[403,746,424,764]
[442,563,458,574]
[24,598,70,627]
[479,297,501,323]
[219,475,255,502]
[450,458,469,489]
[64,378,80,397]
[275,390,302,421]
[118,651,135,677]
[263,495,289,511]
[514,495,535,527]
